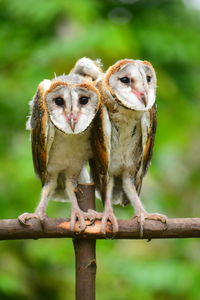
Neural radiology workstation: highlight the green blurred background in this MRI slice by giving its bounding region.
[1,0,200,299]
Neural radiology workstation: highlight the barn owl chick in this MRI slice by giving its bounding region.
[93,59,167,236]
[18,74,101,231]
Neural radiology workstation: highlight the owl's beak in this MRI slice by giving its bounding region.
[69,118,75,131]
[139,94,147,107]
[132,88,147,107]
[66,113,78,132]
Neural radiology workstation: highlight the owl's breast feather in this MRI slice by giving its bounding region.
[47,127,92,176]
[109,109,143,176]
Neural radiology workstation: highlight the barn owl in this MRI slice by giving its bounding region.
[18,74,101,231]
[92,59,167,236]
[69,58,112,225]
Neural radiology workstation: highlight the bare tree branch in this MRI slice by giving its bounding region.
[73,183,96,300]
[0,217,200,240]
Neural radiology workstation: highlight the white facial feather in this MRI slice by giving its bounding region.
[108,60,156,111]
[45,81,99,134]
[72,87,99,133]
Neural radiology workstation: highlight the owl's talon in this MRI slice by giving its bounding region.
[101,209,118,236]
[85,209,103,225]
[18,213,32,226]
[70,208,87,232]
[136,212,168,238]
[18,212,47,227]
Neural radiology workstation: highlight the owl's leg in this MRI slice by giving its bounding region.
[18,175,57,226]
[123,174,167,238]
[77,166,103,222]
[66,179,88,232]
[101,177,118,235]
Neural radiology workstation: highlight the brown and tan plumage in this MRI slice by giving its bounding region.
[18,75,101,231]
[135,104,157,195]
[30,81,53,185]
[90,105,111,200]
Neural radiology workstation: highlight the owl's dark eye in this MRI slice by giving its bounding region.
[54,97,64,106]
[146,75,151,83]
[119,77,130,84]
[79,96,89,105]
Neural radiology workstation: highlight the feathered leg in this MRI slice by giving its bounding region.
[18,174,57,225]
[123,173,167,237]
[66,179,89,232]
[77,166,103,224]
[68,166,103,231]
[101,177,118,235]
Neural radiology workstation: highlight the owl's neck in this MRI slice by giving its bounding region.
[54,124,91,138]
[109,104,144,124]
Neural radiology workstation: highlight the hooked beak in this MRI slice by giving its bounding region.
[66,113,78,132]
[139,94,147,107]
[69,118,75,131]
[131,88,148,107]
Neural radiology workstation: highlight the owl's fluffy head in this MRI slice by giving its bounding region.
[104,59,157,111]
[38,76,100,134]
[70,57,103,82]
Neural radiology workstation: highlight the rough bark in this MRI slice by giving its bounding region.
[73,184,96,300]
[1,217,200,240]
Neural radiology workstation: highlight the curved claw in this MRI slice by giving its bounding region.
[70,208,87,233]
[18,212,48,229]
[85,209,103,225]
[136,212,167,238]
[18,212,37,226]
[101,209,118,236]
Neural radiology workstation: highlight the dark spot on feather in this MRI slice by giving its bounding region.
[131,125,136,137]
[114,124,119,133]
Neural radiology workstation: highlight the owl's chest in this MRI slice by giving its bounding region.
[47,128,92,175]
[109,110,142,175]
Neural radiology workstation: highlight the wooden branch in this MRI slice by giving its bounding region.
[73,184,96,300]
[1,217,200,240]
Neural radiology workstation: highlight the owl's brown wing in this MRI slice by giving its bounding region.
[30,86,54,186]
[90,105,111,202]
[135,104,157,194]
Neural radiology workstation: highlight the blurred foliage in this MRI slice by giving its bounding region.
[0,0,200,299]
